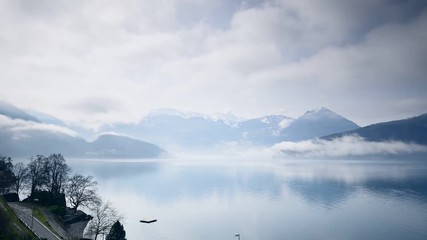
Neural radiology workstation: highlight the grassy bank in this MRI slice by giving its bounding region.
[33,207,61,237]
[0,196,38,240]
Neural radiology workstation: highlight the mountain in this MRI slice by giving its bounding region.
[323,113,427,145]
[237,115,294,144]
[279,107,360,142]
[106,107,361,148]
[0,102,165,158]
[0,116,164,158]
[0,123,87,158]
[108,109,240,148]
[0,102,367,153]
[87,134,165,158]
[0,101,40,122]
[0,123,164,158]
[107,110,293,148]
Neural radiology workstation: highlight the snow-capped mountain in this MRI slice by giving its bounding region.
[237,115,295,144]
[107,109,240,148]
[1,101,363,153]
[107,107,359,148]
[279,107,360,141]
[148,108,241,126]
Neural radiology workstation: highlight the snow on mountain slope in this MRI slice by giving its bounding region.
[279,107,360,142]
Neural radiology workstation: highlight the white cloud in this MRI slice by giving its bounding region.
[272,135,427,158]
[0,0,426,129]
[0,115,78,137]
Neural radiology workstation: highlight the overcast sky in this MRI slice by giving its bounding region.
[1,0,426,129]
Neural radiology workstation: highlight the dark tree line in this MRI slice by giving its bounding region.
[1,154,125,240]
[1,154,97,212]
[0,156,15,194]
[106,220,126,240]
[10,154,71,198]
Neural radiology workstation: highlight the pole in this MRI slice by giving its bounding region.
[31,205,34,229]
[31,198,38,229]
[235,233,240,240]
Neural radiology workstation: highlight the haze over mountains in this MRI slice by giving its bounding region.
[0,101,426,159]
[107,107,359,148]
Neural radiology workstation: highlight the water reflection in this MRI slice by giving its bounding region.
[287,178,354,209]
[276,161,427,209]
[69,159,427,240]
[70,160,162,180]
[72,159,284,203]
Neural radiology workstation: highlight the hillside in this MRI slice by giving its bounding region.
[0,116,165,158]
[323,113,427,145]
[0,197,37,240]
[0,102,166,158]
[87,134,165,158]
[0,127,165,158]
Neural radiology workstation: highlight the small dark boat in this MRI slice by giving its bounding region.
[140,219,157,223]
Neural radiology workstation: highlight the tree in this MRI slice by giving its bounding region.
[106,220,126,240]
[46,154,70,195]
[27,155,49,196]
[66,174,99,212]
[13,162,28,194]
[0,156,15,194]
[87,200,120,240]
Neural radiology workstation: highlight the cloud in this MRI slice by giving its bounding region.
[0,0,426,129]
[272,135,427,158]
[0,115,78,137]
[69,97,123,114]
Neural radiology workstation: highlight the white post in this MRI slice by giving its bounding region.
[31,198,39,229]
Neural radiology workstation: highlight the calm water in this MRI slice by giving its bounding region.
[70,158,427,240]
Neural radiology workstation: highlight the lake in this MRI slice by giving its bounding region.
[69,158,427,240]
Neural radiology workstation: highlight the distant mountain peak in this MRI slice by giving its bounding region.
[280,107,360,141]
[147,108,243,126]
[307,107,329,113]
[210,111,243,125]
[300,107,346,120]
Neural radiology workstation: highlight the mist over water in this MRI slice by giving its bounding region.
[70,157,427,240]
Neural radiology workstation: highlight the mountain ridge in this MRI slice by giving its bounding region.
[323,113,427,145]
[0,110,165,158]
[2,101,426,157]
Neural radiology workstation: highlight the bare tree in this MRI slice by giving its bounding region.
[86,200,120,240]
[66,174,99,212]
[27,155,49,196]
[0,156,15,194]
[13,162,28,194]
[47,154,70,194]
